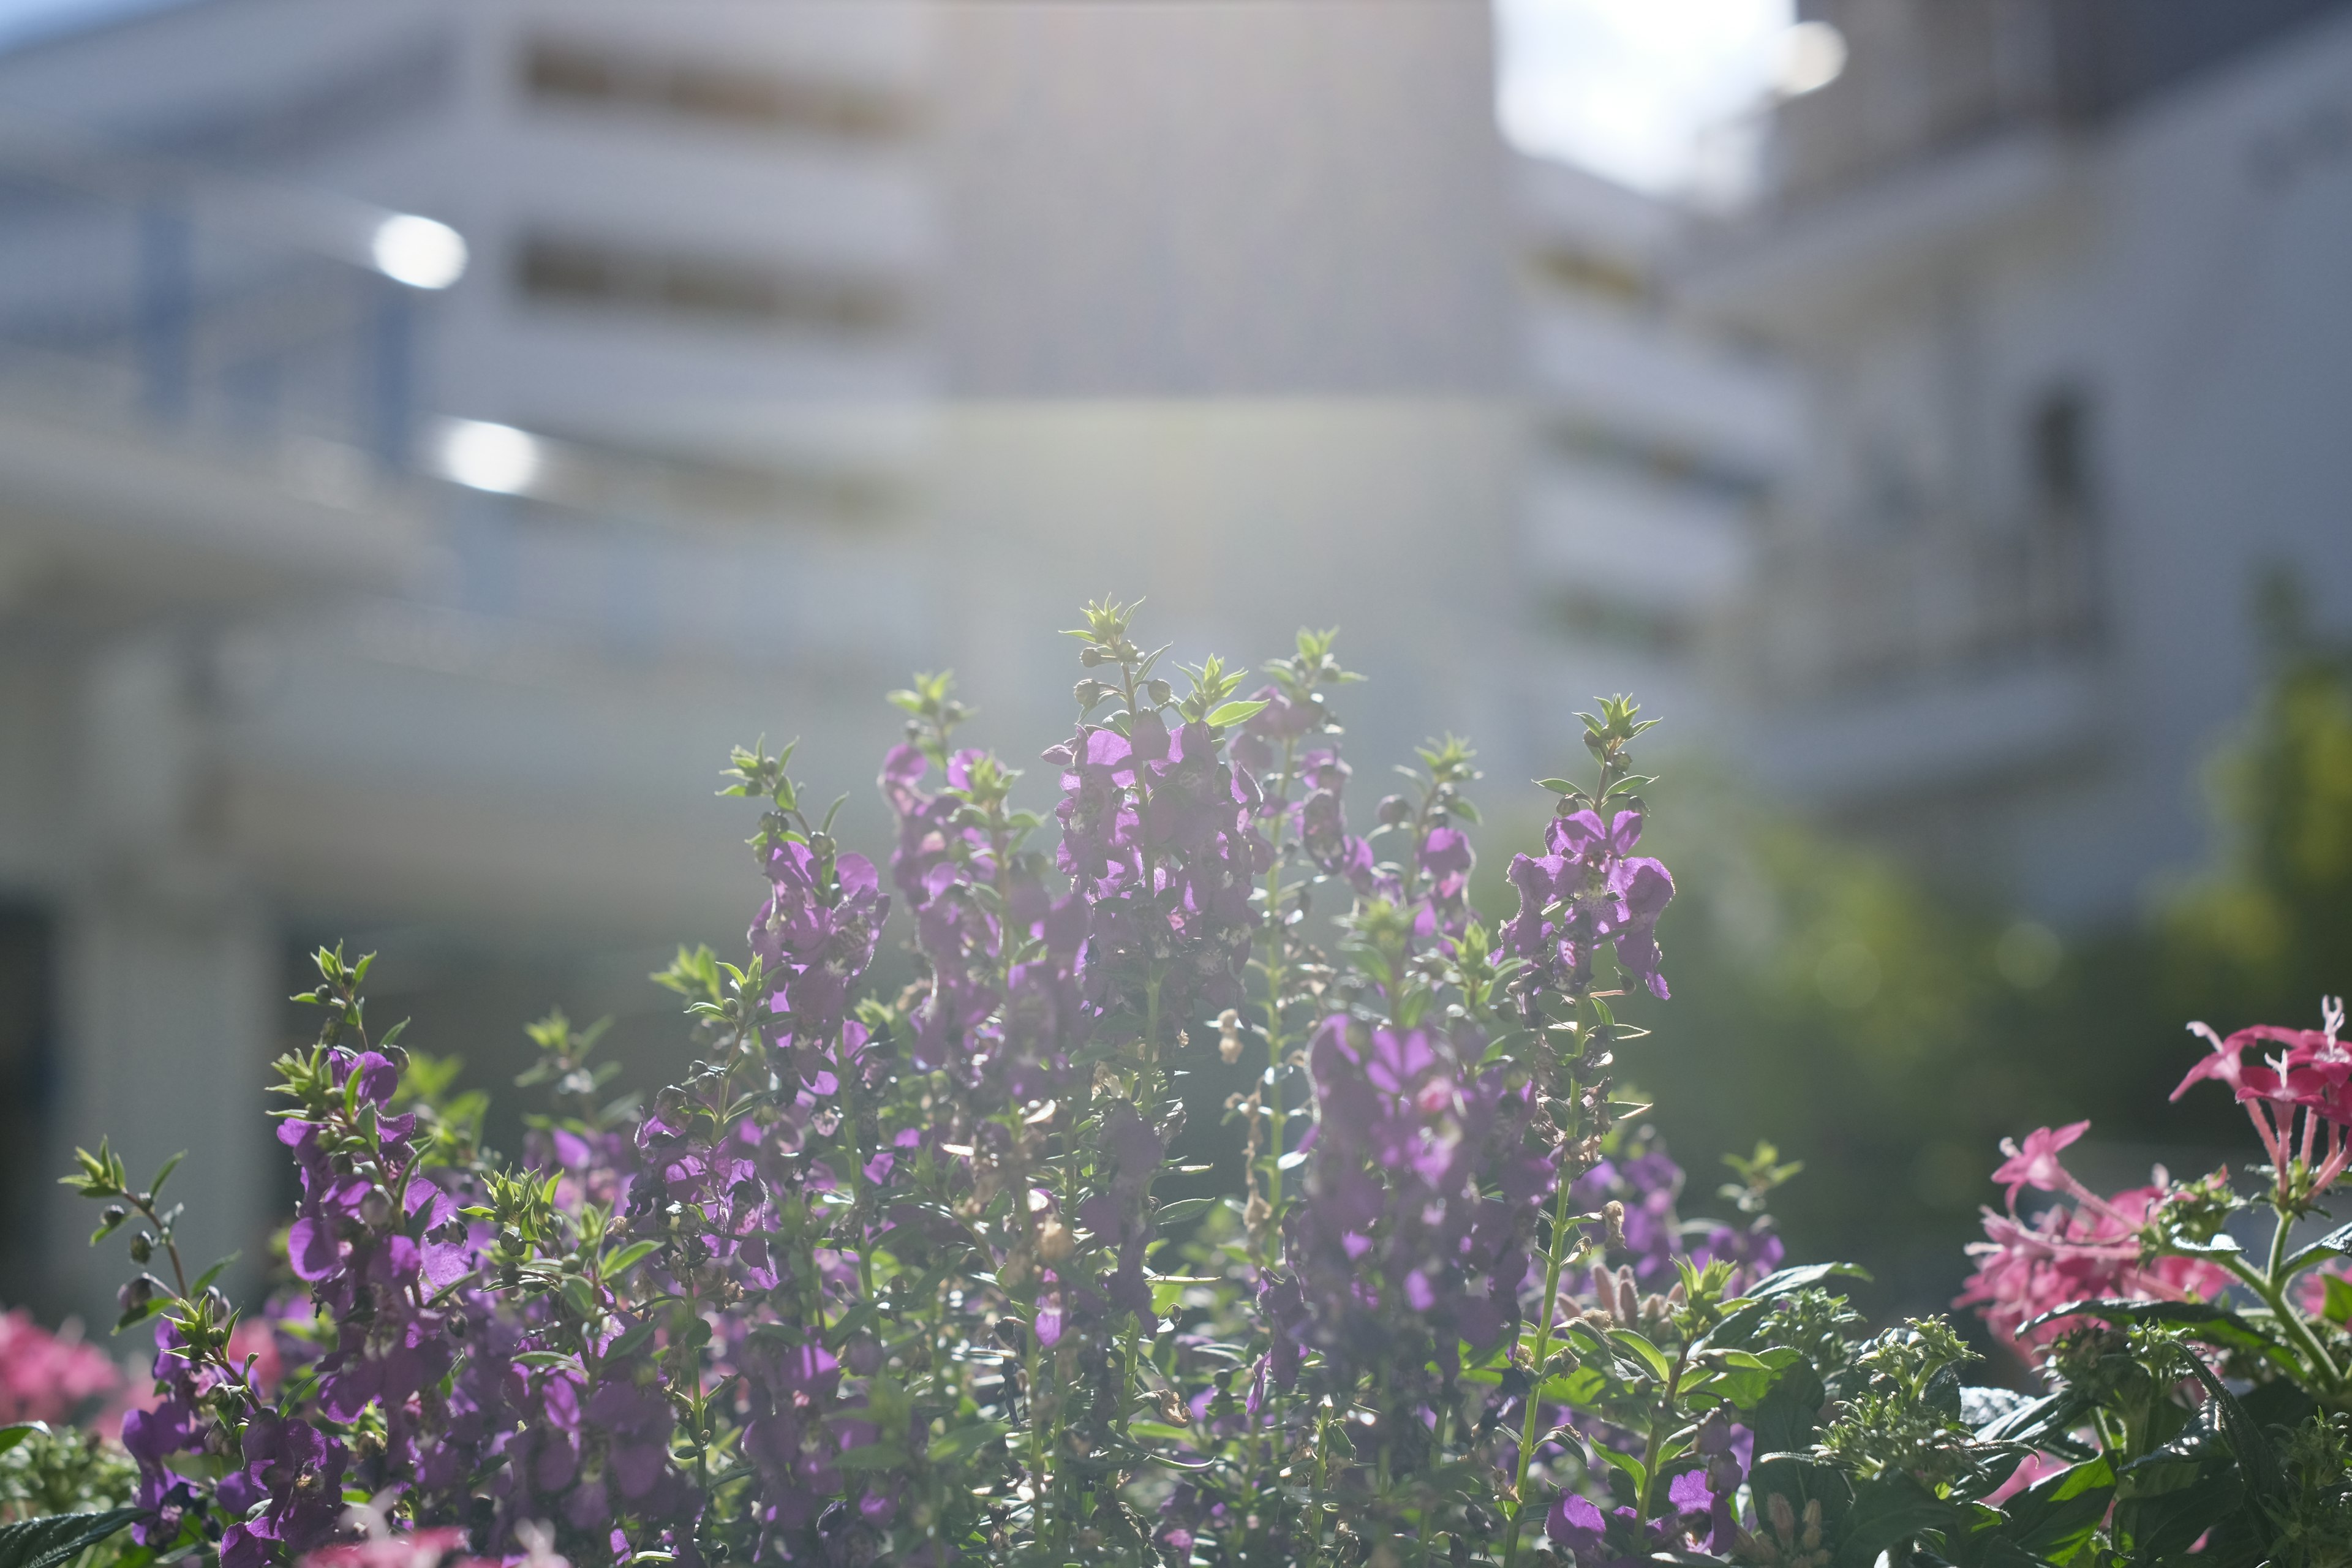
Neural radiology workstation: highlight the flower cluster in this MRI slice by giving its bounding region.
[2171,1000,2352,1200]
[1504,805,1675,1003]
[1956,1121,2234,1350]
[67,602,2151,1568]
[0,1307,119,1424]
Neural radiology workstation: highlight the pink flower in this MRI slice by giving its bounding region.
[0,1307,121,1424]
[1957,1131,2232,1352]
[2172,1003,2352,1199]
[1991,1122,2091,1207]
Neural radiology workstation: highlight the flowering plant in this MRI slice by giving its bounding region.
[15,600,2341,1568]
[1948,1003,2352,1563]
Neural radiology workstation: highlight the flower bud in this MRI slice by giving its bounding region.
[1602,1199,1626,1252]
[1145,679,1173,707]
[99,1204,127,1227]
[1376,794,1412,827]
[359,1190,394,1229]
[129,1233,153,1263]
[1037,1221,1075,1264]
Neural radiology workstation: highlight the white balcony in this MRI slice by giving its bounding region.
[1523,294,1803,481]
[1734,514,2107,801]
[1521,454,1754,616]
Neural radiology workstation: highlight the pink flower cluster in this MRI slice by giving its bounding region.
[0,1306,120,1424]
[2171,1001,2352,1197]
[300,1520,568,1568]
[1956,1123,2233,1351]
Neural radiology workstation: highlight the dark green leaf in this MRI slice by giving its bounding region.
[0,1508,145,1568]
[1743,1357,1828,1455]
[2111,1449,2243,1564]
[1833,1473,1965,1568]
[1749,1456,1852,1542]
[0,1424,42,1457]
[2184,1358,2285,1506]
[2019,1298,2301,1378]
[1998,1455,2114,1566]
[605,1321,658,1362]
[1152,1198,1218,1228]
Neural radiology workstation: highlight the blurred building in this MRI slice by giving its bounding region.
[1515,153,1800,737]
[1691,0,2352,919]
[0,1,1789,1316]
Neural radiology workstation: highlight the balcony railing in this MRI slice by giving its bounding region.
[1743,513,2101,697]
[0,118,464,475]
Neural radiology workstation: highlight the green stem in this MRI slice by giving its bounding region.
[1025,1321,1050,1544]
[1503,1167,1582,1567]
[2217,1244,2341,1392]
[1634,1341,1691,1525]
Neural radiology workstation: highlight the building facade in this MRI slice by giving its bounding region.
[1692,0,2352,918]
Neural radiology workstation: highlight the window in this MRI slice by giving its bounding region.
[522,37,913,141]
[2027,384,2094,513]
[516,233,908,336]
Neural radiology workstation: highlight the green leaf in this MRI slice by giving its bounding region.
[1205,699,1268,728]
[1832,1473,1963,1568]
[1152,1198,1218,1228]
[925,1419,1008,1465]
[1607,1329,1672,1382]
[2184,1357,2285,1506]
[1733,1262,1871,1305]
[606,1321,659,1362]
[1589,1440,1646,1498]
[2111,1449,2243,1563]
[148,1153,186,1199]
[2326,1273,2352,1325]
[1534,778,1577,794]
[0,1424,43,1457]
[0,1508,145,1568]
[190,1254,239,1296]
[1998,1455,2115,1566]
[2019,1297,2301,1378]
[1743,1357,1828,1455]
[600,1241,661,1278]
[830,1444,904,1472]
[1126,1420,1196,1445]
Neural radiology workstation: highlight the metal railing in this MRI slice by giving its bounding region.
[1743,512,2103,696]
[0,117,464,473]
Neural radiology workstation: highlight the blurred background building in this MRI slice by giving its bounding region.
[0,0,2346,1321]
[1697,0,2352,921]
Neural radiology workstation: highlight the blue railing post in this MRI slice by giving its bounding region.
[366,277,415,472]
[135,200,192,423]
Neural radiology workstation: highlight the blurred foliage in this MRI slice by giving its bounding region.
[1576,596,2352,1327]
[2163,584,2352,1030]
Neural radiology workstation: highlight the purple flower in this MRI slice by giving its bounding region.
[215,1413,349,1568]
[1504,807,1676,1003]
